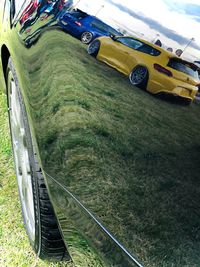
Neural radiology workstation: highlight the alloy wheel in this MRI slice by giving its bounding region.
[9,77,35,242]
[130,66,148,85]
[88,40,100,55]
[81,32,93,44]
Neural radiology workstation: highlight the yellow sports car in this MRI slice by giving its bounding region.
[88,36,199,103]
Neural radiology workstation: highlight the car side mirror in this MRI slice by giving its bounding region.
[109,34,117,41]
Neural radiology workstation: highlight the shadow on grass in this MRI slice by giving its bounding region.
[155,93,192,105]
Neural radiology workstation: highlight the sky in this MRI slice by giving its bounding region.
[73,0,200,62]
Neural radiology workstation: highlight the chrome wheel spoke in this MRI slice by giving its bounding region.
[10,81,21,127]
[9,78,35,242]
[82,32,92,43]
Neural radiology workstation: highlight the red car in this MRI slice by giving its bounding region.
[20,0,40,24]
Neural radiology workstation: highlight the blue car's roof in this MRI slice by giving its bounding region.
[69,9,121,36]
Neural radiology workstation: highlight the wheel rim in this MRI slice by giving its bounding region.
[81,32,93,44]
[88,41,99,54]
[9,78,35,242]
[130,66,147,85]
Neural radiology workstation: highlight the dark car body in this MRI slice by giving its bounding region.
[0,1,141,266]
[1,1,200,267]
[58,9,122,43]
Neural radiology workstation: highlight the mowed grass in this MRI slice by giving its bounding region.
[0,92,73,267]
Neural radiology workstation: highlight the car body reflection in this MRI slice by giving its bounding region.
[1,0,200,266]
[58,8,122,44]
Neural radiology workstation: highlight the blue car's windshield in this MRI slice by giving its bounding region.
[108,27,121,36]
[90,20,119,36]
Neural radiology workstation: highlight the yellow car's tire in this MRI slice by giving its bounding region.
[129,65,148,90]
[87,40,100,58]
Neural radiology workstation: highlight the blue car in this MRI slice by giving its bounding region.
[59,9,122,44]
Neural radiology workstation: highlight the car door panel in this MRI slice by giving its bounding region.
[1,1,200,267]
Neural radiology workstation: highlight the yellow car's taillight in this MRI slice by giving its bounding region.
[154,63,173,77]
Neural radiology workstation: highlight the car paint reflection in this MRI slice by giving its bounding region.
[46,172,143,267]
[15,1,144,266]
[2,0,199,266]
[58,8,122,44]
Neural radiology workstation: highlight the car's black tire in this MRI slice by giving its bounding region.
[6,58,69,261]
[87,39,100,58]
[81,31,93,44]
[129,65,148,90]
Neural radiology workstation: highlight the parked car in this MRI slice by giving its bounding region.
[1,1,200,267]
[0,1,142,266]
[194,61,200,92]
[20,0,40,24]
[88,36,199,103]
[58,9,122,44]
